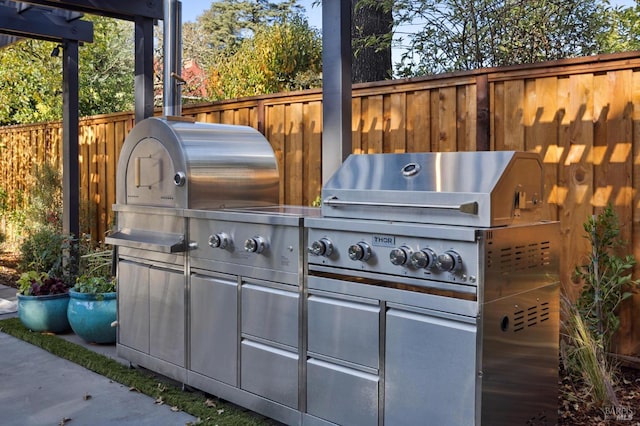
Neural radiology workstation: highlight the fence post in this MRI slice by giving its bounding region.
[476,73,490,151]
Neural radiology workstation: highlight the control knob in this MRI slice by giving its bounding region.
[208,232,231,249]
[309,238,334,257]
[348,241,372,261]
[410,248,437,269]
[390,246,413,266]
[244,236,267,254]
[435,250,463,272]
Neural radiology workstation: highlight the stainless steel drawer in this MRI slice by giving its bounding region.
[307,357,378,426]
[240,339,299,409]
[307,291,380,369]
[241,282,298,348]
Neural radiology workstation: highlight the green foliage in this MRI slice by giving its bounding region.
[24,162,62,231]
[349,0,640,77]
[17,271,68,296]
[207,15,322,100]
[77,16,135,117]
[573,204,640,352]
[18,227,69,278]
[0,39,62,124]
[73,276,115,295]
[598,2,640,53]
[0,16,133,125]
[78,242,113,280]
[192,0,303,56]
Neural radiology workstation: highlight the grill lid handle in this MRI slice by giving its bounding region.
[323,196,478,215]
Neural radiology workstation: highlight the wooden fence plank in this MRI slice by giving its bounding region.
[285,103,304,205]
[437,87,457,151]
[388,92,406,153]
[631,70,640,354]
[266,104,285,203]
[561,73,594,301]
[503,80,525,151]
[304,101,322,205]
[406,90,431,153]
[352,97,363,154]
[364,95,383,153]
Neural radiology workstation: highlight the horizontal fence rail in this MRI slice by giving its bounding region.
[1,51,640,354]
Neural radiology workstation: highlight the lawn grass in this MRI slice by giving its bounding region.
[0,317,272,426]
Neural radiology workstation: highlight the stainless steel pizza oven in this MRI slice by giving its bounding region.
[304,150,560,426]
[115,116,279,210]
[106,116,279,382]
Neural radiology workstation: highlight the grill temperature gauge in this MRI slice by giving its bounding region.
[435,250,463,272]
[245,236,267,254]
[208,232,230,249]
[348,241,372,261]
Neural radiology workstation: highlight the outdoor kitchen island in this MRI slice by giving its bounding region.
[108,116,560,426]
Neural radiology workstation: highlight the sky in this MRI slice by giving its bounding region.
[180,0,636,28]
[181,0,321,27]
[182,0,322,28]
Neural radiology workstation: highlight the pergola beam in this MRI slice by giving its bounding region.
[15,0,163,20]
[0,3,93,43]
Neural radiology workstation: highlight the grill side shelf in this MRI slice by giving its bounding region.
[106,228,189,253]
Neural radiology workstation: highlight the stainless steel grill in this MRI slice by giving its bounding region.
[304,150,559,426]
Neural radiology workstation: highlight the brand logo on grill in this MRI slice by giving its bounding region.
[372,235,395,247]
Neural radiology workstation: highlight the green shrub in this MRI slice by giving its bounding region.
[572,204,640,352]
[18,227,68,278]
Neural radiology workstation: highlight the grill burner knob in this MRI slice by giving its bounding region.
[390,246,413,266]
[410,248,437,269]
[435,250,463,272]
[208,233,230,249]
[348,242,372,261]
[245,236,267,254]
[309,238,334,257]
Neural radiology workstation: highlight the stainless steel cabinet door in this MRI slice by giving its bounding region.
[190,274,238,386]
[117,261,150,353]
[385,308,477,426]
[149,267,185,367]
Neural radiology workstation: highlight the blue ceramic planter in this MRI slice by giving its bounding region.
[17,293,70,333]
[67,290,117,344]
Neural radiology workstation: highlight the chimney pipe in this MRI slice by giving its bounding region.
[321,0,352,184]
[163,0,182,117]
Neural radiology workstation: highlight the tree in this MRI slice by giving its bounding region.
[351,0,393,83]
[388,0,611,76]
[207,15,321,100]
[183,0,303,72]
[0,40,62,124]
[0,15,134,125]
[77,16,134,117]
[599,2,640,53]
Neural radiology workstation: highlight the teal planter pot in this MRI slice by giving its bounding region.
[67,290,117,344]
[17,293,70,333]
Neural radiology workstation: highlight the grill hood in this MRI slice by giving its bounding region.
[321,151,545,227]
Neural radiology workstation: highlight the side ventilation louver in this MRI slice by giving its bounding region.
[487,240,552,274]
[513,302,550,332]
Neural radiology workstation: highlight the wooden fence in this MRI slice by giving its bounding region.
[1,51,640,354]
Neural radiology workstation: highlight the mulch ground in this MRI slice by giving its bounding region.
[1,250,638,424]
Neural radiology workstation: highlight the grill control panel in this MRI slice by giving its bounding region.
[307,229,478,285]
